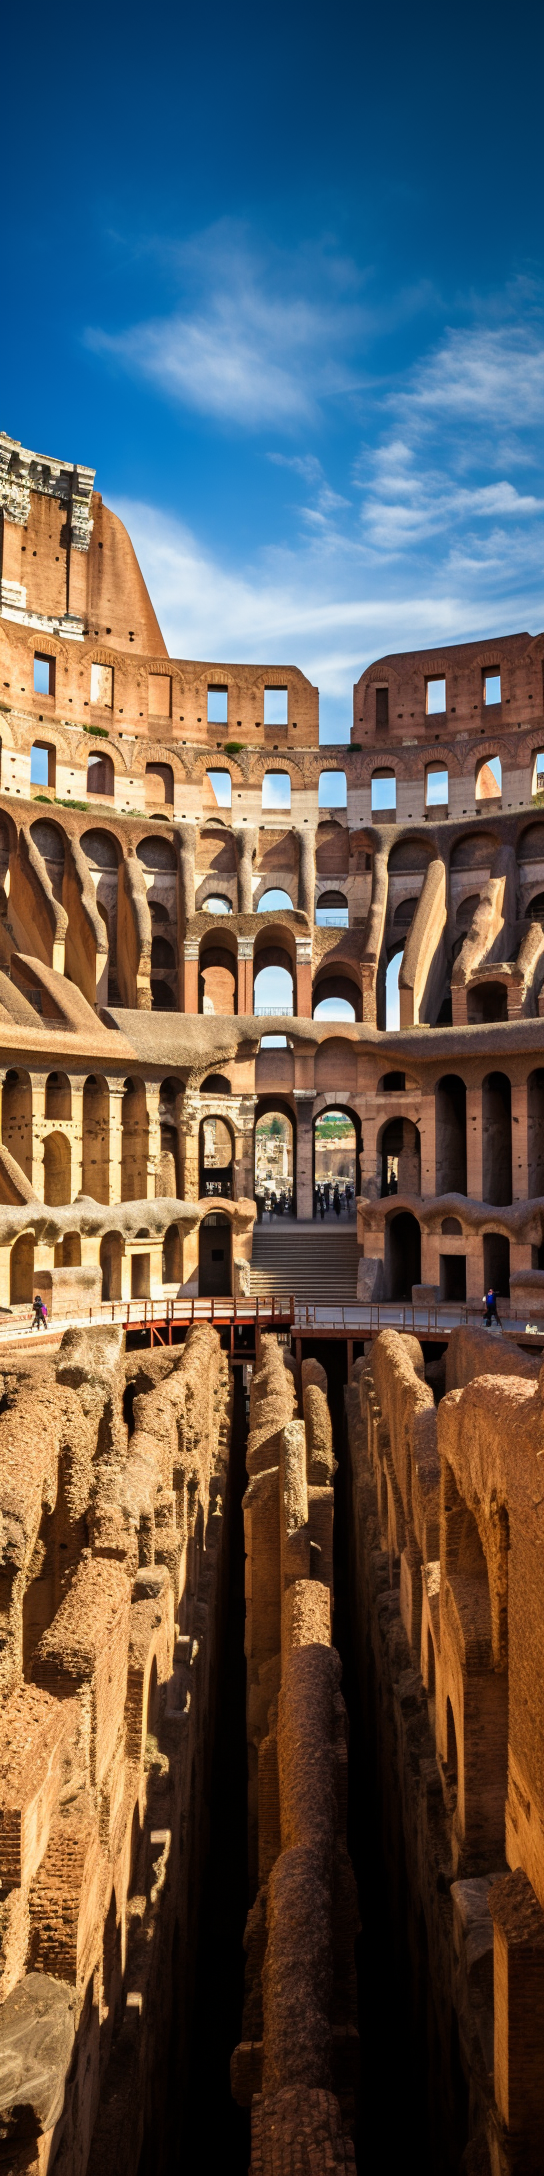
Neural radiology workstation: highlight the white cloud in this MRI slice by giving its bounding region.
[395,322,544,432]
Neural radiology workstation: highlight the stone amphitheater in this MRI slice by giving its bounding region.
[0,424,543,2173]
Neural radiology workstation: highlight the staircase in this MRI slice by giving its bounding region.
[250,1220,359,1304]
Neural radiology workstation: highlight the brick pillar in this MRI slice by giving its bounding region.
[419,1091,436,1198]
[490,1869,544,2165]
[295,940,313,1018]
[234,1103,256,1200]
[237,938,254,1015]
[106,1082,124,1206]
[512,1080,528,1201]
[31,1075,47,1201]
[146,1085,161,1199]
[182,940,199,1014]
[466,1085,483,1199]
[297,827,316,917]
[294,1095,314,1219]
[179,1104,200,1202]
[68,1081,84,1200]
[234,829,256,913]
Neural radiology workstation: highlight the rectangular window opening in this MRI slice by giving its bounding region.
[426,677,446,715]
[375,686,389,729]
[33,654,55,698]
[264,687,288,726]
[148,674,172,720]
[484,672,501,706]
[207,687,228,725]
[90,662,113,708]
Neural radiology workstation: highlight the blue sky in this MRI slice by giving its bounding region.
[3,0,543,738]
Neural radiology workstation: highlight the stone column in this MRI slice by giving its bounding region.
[234,1101,256,1200]
[182,939,200,1014]
[295,939,313,1019]
[234,828,256,913]
[237,937,254,1016]
[297,827,316,918]
[178,1103,200,1202]
[294,1094,314,1219]
[106,1080,124,1206]
[512,1080,528,1201]
[466,1086,483,1200]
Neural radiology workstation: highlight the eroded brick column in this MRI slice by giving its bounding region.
[466,1085,483,1199]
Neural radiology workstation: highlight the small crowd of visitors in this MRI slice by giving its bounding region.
[313,1182,353,1219]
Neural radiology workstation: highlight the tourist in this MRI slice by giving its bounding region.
[483,1286,499,1327]
[333,1185,341,1217]
[31,1292,48,1331]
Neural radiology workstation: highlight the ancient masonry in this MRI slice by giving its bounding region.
[0,426,544,2168]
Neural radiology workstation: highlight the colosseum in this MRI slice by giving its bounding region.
[0,423,543,2172]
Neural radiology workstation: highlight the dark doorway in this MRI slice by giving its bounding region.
[482,1073,512,1205]
[435,1077,467,1194]
[198,1213,232,1296]
[388,1211,421,1299]
[483,1233,510,1298]
[439,1255,466,1302]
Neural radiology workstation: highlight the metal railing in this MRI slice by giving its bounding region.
[255,1003,294,1016]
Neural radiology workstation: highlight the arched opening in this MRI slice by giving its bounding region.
[255,1110,294,1215]
[385,950,402,1030]
[45,1072,71,1121]
[146,762,174,805]
[254,959,294,1017]
[312,973,360,1022]
[262,773,291,811]
[162,1224,182,1285]
[200,1073,231,1095]
[151,980,175,1009]
[378,1072,405,1092]
[198,1212,232,1296]
[387,1210,421,1300]
[43,1132,71,1207]
[86,751,115,796]
[30,819,65,904]
[380,1119,421,1197]
[2,1068,32,1182]
[56,1233,81,1267]
[440,1253,466,1302]
[206,770,232,809]
[475,755,502,801]
[435,1077,467,1194]
[131,1251,150,1300]
[10,1233,34,1303]
[121,1079,149,1202]
[318,771,347,809]
[199,1116,234,1200]
[527,891,544,921]
[315,890,349,928]
[202,895,233,913]
[528,1070,544,1195]
[313,1110,358,1218]
[467,981,508,1024]
[483,1232,510,1298]
[100,1232,123,1302]
[136,834,177,874]
[30,741,56,790]
[151,935,175,971]
[371,769,396,816]
[392,897,419,936]
[199,941,237,1015]
[482,1073,512,1204]
[257,888,293,911]
[425,764,448,810]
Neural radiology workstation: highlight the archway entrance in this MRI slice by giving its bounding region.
[199,1116,234,1199]
[43,1132,71,1207]
[255,1111,294,1215]
[198,1213,232,1296]
[313,1110,358,1218]
[100,1232,123,1301]
[387,1211,421,1300]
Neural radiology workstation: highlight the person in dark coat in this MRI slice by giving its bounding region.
[333,1185,341,1217]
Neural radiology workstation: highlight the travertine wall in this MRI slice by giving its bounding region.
[232,1336,358,2174]
[346,1324,544,2173]
[0,1317,232,2175]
